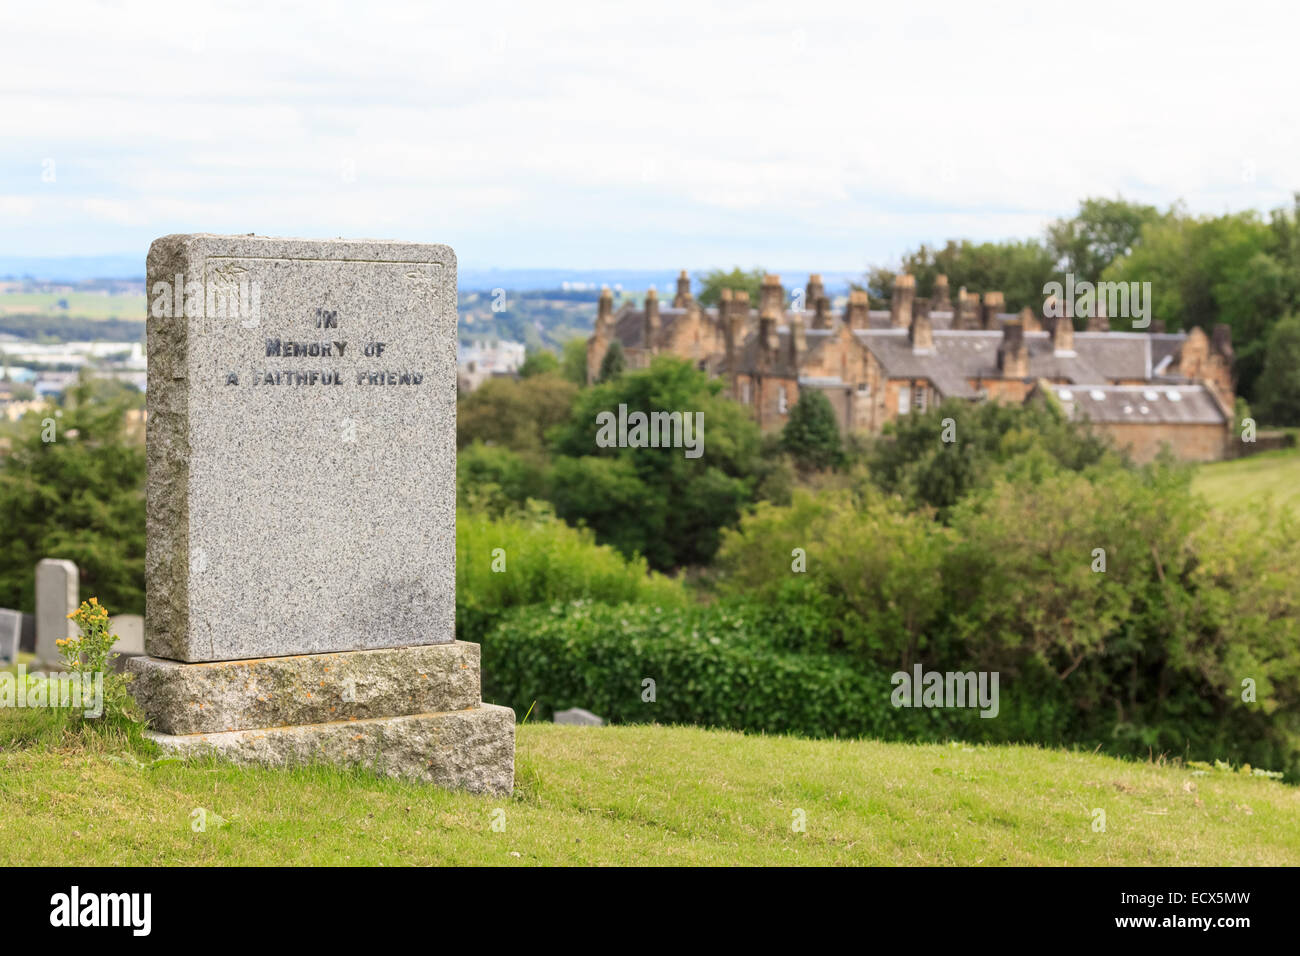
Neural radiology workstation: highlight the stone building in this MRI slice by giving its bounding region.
[585,271,1238,460]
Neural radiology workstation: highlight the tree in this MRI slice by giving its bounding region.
[866,399,1114,519]
[866,239,1057,312]
[548,356,764,570]
[597,340,626,382]
[457,374,577,456]
[697,267,765,307]
[780,389,844,470]
[560,337,589,387]
[0,376,146,614]
[1255,315,1300,425]
[1047,196,1166,280]
[518,348,559,378]
[1104,208,1285,398]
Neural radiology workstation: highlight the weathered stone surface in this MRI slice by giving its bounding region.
[145,235,457,662]
[0,609,19,664]
[127,642,481,734]
[35,558,78,665]
[145,703,515,795]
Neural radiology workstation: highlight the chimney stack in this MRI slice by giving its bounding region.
[955,287,980,329]
[812,294,832,329]
[1018,305,1041,333]
[720,289,736,367]
[789,315,806,366]
[909,300,934,353]
[644,288,660,346]
[732,290,752,339]
[674,269,692,308]
[760,274,784,316]
[890,273,916,328]
[805,274,824,312]
[932,274,952,311]
[759,305,780,359]
[982,291,1005,331]
[998,320,1029,378]
[596,285,613,334]
[846,290,870,329]
[1086,293,1109,332]
[1053,310,1075,354]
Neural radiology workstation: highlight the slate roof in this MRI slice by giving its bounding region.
[847,329,1161,399]
[1049,384,1227,425]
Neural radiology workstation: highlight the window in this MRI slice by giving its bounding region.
[898,388,910,415]
[913,385,927,413]
[778,386,789,415]
[857,382,869,397]
[741,382,751,405]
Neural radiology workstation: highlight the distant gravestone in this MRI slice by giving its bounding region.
[128,234,513,794]
[110,614,145,656]
[0,609,20,664]
[554,707,606,727]
[35,558,78,666]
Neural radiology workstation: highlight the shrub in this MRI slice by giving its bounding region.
[480,600,1073,744]
[711,455,1300,777]
[455,503,686,644]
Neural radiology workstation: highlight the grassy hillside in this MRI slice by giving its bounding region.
[1,720,1295,865]
[1193,447,1300,515]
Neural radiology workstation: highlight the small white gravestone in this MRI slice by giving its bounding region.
[554,707,606,727]
[34,559,78,666]
[0,609,20,664]
[110,614,145,656]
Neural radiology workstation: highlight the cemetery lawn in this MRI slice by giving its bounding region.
[1193,446,1300,516]
[1,720,1297,865]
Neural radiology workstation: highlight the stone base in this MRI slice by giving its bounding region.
[127,642,482,735]
[128,643,514,794]
[146,704,515,795]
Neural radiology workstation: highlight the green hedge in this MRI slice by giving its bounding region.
[480,600,1075,744]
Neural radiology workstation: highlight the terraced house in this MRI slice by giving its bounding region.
[586,272,1237,462]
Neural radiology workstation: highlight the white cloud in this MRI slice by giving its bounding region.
[2,0,1297,268]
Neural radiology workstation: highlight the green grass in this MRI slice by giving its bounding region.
[1193,447,1300,515]
[0,291,146,320]
[1,715,1295,865]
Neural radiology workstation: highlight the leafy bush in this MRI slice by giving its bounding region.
[455,503,685,644]
[457,442,546,516]
[864,398,1113,517]
[712,456,1300,777]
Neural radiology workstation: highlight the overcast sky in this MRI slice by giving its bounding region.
[2,0,1297,271]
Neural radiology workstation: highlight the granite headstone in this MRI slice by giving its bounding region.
[130,235,513,794]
